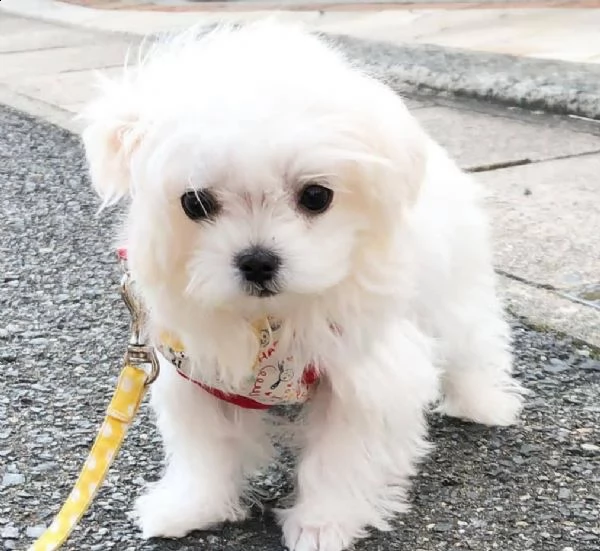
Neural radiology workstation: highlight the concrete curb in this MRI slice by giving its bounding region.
[329,35,600,121]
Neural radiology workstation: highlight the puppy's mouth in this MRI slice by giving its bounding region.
[245,284,279,298]
[258,289,276,298]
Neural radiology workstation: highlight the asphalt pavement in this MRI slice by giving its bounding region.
[0,104,599,551]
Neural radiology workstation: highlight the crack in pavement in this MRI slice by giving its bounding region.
[497,270,600,313]
[466,148,600,174]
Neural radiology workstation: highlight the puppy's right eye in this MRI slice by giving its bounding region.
[298,183,333,215]
[181,190,220,221]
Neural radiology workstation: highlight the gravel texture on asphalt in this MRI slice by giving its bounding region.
[1,104,599,551]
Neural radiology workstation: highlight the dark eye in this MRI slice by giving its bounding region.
[298,184,333,214]
[181,190,220,221]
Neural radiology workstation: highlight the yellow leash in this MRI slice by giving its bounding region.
[28,365,148,551]
[29,250,159,551]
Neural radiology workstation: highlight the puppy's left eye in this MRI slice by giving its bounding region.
[181,190,220,221]
[298,184,334,215]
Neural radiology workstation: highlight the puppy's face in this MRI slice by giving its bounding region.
[126,124,380,313]
[164,158,360,305]
[83,24,427,319]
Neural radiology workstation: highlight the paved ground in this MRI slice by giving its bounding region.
[0,104,599,551]
[4,0,600,64]
[3,3,600,119]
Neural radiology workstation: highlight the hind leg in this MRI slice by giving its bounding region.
[436,272,525,427]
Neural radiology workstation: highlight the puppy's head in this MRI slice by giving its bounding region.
[83,22,428,321]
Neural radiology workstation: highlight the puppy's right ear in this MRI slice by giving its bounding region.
[81,80,143,207]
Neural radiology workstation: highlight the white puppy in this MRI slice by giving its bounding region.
[82,21,524,551]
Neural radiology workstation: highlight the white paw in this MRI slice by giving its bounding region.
[439,372,527,427]
[134,483,246,539]
[281,516,354,551]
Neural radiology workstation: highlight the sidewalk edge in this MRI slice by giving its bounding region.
[330,35,600,121]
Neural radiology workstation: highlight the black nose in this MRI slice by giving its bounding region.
[235,247,281,285]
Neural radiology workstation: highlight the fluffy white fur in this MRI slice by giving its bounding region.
[82,21,525,551]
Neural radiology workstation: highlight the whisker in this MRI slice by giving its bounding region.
[193,189,210,219]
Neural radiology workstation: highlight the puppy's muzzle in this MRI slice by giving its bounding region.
[235,246,281,296]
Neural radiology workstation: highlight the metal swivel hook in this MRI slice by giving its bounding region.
[118,249,159,385]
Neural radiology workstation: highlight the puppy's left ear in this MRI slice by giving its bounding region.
[358,102,429,221]
[387,99,431,209]
[81,80,144,207]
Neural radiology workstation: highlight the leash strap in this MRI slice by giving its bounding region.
[29,249,158,550]
[28,364,149,551]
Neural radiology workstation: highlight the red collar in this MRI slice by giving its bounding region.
[175,365,319,410]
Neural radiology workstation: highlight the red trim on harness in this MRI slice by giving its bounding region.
[301,363,319,386]
[176,365,320,410]
[175,370,273,410]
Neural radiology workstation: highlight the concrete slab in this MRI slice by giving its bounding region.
[414,106,600,168]
[0,84,80,133]
[402,96,436,110]
[0,0,323,35]
[10,67,124,110]
[4,1,600,65]
[0,41,132,81]
[387,9,600,61]
[481,153,600,289]
[0,27,100,54]
[0,13,98,53]
[499,276,600,347]
[0,11,47,33]
[9,72,431,119]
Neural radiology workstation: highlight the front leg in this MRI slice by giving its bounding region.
[280,322,439,551]
[135,354,272,539]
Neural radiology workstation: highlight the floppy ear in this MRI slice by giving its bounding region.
[357,101,429,220]
[81,80,143,207]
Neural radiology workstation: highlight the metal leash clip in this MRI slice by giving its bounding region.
[118,248,159,385]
